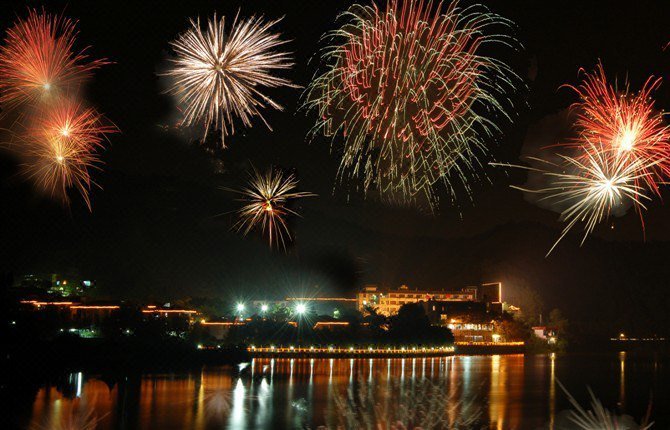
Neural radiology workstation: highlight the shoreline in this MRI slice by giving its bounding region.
[242,342,525,358]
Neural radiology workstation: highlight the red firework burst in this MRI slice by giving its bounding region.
[0,9,107,110]
[564,63,670,196]
[305,0,519,207]
[340,0,478,143]
[21,100,117,209]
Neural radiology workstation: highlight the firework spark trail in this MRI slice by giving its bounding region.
[304,0,521,208]
[29,406,107,430]
[230,167,315,249]
[556,380,653,430]
[562,63,670,197]
[165,13,296,147]
[495,141,654,256]
[21,99,117,210]
[329,378,483,429]
[0,9,107,110]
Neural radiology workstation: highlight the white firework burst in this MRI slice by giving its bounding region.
[497,141,653,256]
[165,13,296,146]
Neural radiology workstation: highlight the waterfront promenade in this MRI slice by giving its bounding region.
[240,341,525,358]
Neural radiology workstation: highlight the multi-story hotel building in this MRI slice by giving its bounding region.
[357,283,502,316]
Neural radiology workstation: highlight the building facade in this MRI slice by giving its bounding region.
[422,300,502,342]
[357,284,490,316]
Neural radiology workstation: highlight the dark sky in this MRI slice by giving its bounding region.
[2,0,670,331]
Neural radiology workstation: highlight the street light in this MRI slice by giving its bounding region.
[236,303,245,318]
[294,303,307,346]
[261,304,269,313]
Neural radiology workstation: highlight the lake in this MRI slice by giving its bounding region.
[10,352,669,429]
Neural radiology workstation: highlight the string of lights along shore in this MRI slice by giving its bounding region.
[1,1,670,255]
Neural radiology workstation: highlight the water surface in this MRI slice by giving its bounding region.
[12,352,669,429]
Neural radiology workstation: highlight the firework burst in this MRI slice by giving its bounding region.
[563,63,670,196]
[231,168,315,249]
[304,0,520,208]
[29,411,105,430]
[29,403,107,430]
[21,99,116,209]
[556,380,653,430]
[498,64,670,255]
[0,9,106,110]
[165,13,295,146]
[498,140,653,256]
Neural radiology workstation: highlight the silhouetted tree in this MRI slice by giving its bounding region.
[388,303,453,346]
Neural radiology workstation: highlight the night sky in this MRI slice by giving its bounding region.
[2,0,670,335]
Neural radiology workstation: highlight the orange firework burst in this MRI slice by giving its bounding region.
[21,100,116,209]
[0,9,107,110]
[563,63,670,196]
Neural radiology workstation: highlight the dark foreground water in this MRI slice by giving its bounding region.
[9,352,670,429]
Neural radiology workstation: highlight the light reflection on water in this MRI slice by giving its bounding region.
[21,353,665,429]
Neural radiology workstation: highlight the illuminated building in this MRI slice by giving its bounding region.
[70,303,120,325]
[20,299,75,308]
[142,305,199,339]
[357,283,502,316]
[478,282,503,303]
[17,299,75,328]
[13,299,120,338]
[312,321,350,330]
[422,301,501,342]
[141,305,198,318]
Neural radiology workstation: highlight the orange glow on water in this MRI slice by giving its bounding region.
[23,356,538,429]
